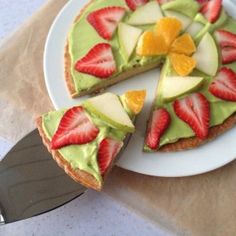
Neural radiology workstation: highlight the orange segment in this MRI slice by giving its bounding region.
[170,33,196,56]
[136,31,168,56]
[124,90,146,115]
[155,17,182,49]
[169,53,196,76]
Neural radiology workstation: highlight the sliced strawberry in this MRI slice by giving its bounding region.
[215,29,236,48]
[75,43,116,79]
[51,106,99,149]
[145,108,170,150]
[87,7,126,40]
[197,0,209,8]
[125,0,148,11]
[221,47,236,64]
[173,93,210,139]
[98,138,123,175]
[200,0,222,23]
[209,67,236,101]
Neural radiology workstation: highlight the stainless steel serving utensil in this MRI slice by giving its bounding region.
[0,129,86,224]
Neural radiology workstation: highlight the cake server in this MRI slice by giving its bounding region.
[0,129,86,224]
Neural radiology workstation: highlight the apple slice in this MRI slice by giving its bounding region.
[127,1,163,25]
[193,32,218,76]
[186,22,204,37]
[83,93,135,133]
[161,76,204,102]
[118,23,143,61]
[164,10,192,30]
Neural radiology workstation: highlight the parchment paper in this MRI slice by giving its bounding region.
[1,1,236,235]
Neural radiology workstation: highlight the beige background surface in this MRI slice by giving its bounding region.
[1,0,236,235]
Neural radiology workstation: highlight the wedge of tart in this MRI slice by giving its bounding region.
[36,90,146,190]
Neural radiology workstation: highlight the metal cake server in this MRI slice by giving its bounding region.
[0,129,86,224]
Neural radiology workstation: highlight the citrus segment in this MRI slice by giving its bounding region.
[124,90,146,114]
[136,31,168,56]
[169,53,196,76]
[155,17,182,48]
[170,33,196,56]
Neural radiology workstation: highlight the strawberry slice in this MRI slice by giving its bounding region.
[98,138,123,175]
[200,0,222,23]
[209,67,236,101]
[145,108,171,150]
[75,43,116,79]
[157,0,172,4]
[87,7,126,40]
[125,0,148,11]
[197,0,209,8]
[173,93,210,139]
[215,30,236,48]
[221,47,236,64]
[51,106,99,149]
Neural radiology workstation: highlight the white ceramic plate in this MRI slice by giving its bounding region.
[44,0,236,177]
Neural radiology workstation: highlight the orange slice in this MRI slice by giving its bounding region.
[136,31,168,56]
[155,17,182,48]
[169,53,196,76]
[124,90,146,115]
[170,33,196,56]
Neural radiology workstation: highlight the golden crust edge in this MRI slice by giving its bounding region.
[36,117,102,191]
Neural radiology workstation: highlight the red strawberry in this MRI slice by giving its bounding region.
[197,0,209,8]
[173,93,210,139]
[221,47,236,64]
[75,43,116,79]
[209,67,236,101]
[200,0,222,23]
[98,138,123,175]
[87,7,126,40]
[215,30,236,48]
[125,0,148,11]
[157,0,172,4]
[145,108,170,150]
[51,106,99,149]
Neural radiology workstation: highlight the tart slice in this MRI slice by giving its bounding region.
[36,90,146,191]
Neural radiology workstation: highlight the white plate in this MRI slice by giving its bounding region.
[44,0,236,177]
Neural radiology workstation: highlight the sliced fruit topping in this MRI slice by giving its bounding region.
[124,90,146,114]
[170,33,196,56]
[127,1,163,25]
[83,93,135,133]
[162,76,204,102]
[157,0,172,4]
[197,0,209,7]
[51,106,99,149]
[200,0,222,23]
[98,138,123,175]
[169,53,196,76]
[215,29,236,48]
[164,10,192,30]
[155,17,182,47]
[221,47,236,64]
[125,0,148,11]
[75,43,116,79]
[186,21,204,38]
[136,31,168,56]
[173,93,210,139]
[209,67,236,101]
[193,32,218,76]
[145,108,171,150]
[118,23,143,61]
[87,7,126,40]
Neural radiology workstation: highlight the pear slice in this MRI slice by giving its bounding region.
[127,1,163,25]
[193,32,218,76]
[164,10,192,30]
[83,93,135,133]
[118,23,143,61]
[161,76,204,102]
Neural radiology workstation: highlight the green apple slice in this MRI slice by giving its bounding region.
[161,76,204,102]
[193,32,218,76]
[164,10,192,30]
[118,23,142,61]
[186,22,204,37]
[127,1,163,25]
[83,93,135,133]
